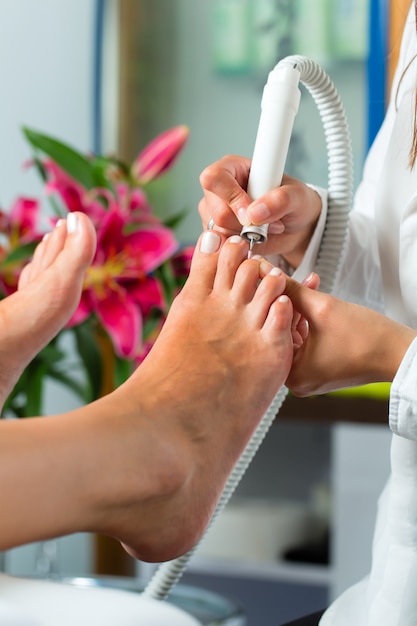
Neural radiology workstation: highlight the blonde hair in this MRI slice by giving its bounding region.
[409,0,417,167]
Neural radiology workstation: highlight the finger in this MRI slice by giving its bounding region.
[284,274,320,320]
[198,192,242,235]
[247,176,300,226]
[199,156,252,218]
[302,272,320,290]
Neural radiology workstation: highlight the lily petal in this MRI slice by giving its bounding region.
[128,275,165,318]
[125,227,180,275]
[131,125,189,184]
[9,197,42,240]
[66,292,92,327]
[94,285,142,359]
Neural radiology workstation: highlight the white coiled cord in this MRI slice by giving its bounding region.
[144,56,353,602]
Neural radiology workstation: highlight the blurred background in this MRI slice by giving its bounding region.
[0,1,409,624]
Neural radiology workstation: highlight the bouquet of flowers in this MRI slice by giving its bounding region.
[0,125,193,417]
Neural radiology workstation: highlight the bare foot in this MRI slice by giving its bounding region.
[0,212,96,407]
[0,230,295,557]
[97,231,295,560]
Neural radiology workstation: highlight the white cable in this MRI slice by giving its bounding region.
[144,56,353,601]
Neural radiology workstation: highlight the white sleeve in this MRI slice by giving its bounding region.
[328,3,417,311]
[390,337,417,441]
[292,184,328,282]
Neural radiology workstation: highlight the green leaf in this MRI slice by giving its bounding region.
[114,356,133,388]
[22,127,96,190]
[155,261,177,307]
[73,323,103,401]
[47,367,88,402]
[23,360,47,416]
[163,207,189,230]
[2,241,37,265]
[90,156,114,190]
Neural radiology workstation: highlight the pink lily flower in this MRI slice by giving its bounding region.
[171,245,195,281]
[131,125,190,184]
[0,197,43,294]
[68,207,179,359]
[44,161,161,230]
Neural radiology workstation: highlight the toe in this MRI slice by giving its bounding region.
[61,212,96,271]
[212,235,250,292]
[250,268,286,325]
[184,229,224,293]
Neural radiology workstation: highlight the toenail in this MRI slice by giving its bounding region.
[269,267,282,276]
[228,235,243,244]
[259,259,275,276]
[67,213,79,234]
[200,230,221,254]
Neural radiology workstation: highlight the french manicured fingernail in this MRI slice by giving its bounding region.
[200,230,221,253]
[268,222,285,234]
[228,235,243,244]
[237,207,250,225]
[67,213,79,234]
[248,202,270,221]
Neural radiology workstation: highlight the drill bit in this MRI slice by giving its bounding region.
[247,237,255,259]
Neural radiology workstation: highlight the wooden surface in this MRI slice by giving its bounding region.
[387,0,412,91]
[278,393,389,425]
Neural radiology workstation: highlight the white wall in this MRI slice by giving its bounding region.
[331,423,392,600]
[0,0,98,577]
[0,0,95,209]
[165,0,367,244]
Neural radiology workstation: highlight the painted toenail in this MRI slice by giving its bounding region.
[228,235,242,244]
[200,230,221,254]
[67,213,79,234]
[269,267,282,276]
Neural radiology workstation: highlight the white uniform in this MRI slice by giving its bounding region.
[293,4,417,625]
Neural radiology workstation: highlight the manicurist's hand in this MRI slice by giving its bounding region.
[284,275,417,396]
[199,154,322,266]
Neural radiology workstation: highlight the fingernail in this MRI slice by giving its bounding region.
[67,213,79,234]
[248,202,270,222]
[237,207,250,225]
[200,230,221,253]
[302,273,314,286]
[268,222,285,234]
